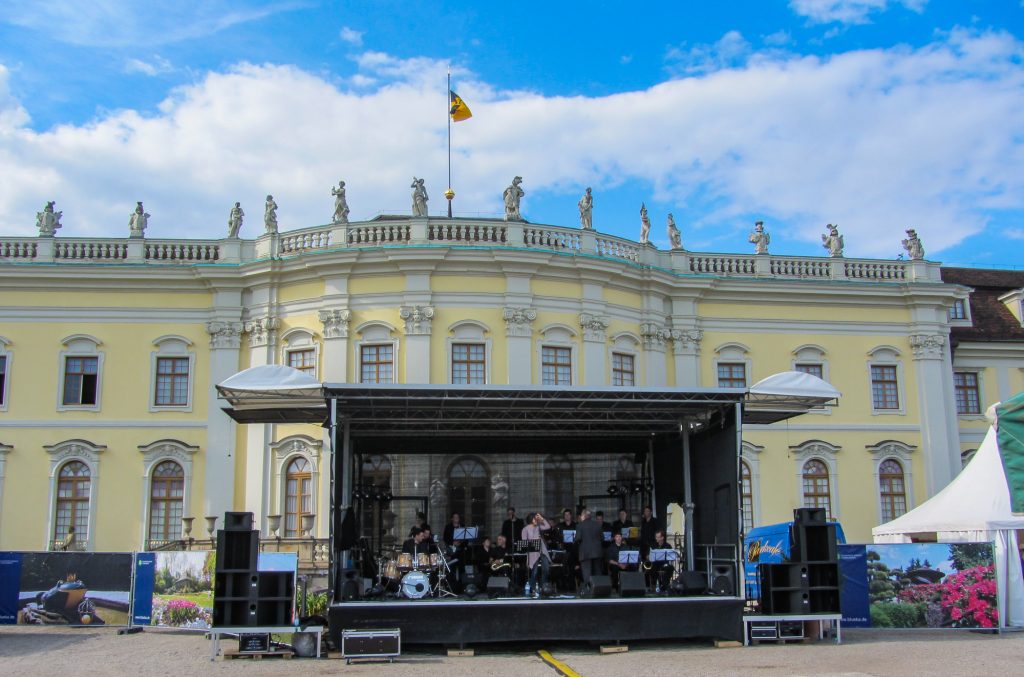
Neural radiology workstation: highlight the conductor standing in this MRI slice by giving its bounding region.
[575,508,604,592]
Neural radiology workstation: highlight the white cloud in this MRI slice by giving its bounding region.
[763,30,793,47]
[665,31,752,76]
[124,55,174,76]
[1004,228,1024,240]
[339,26,363,46]
[0,31,1022,260]
[790,0,928,25]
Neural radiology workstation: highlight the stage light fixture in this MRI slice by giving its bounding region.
[607,483,619,496]
[631,481,644,494]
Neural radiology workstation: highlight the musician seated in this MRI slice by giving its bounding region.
[402,526,428,556]
[605,531,630,589]
[647,530,676,592]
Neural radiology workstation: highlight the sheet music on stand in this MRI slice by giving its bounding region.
[453,526,478,540]
[515,539,541,554]
[561,530,576,544]
[618,550,640,565]
[649,548,678,562]
[602,531,612,542]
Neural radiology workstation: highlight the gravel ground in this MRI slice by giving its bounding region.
[1,626,1022,676]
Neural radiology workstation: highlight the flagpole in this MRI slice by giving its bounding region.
[447,66,453,218]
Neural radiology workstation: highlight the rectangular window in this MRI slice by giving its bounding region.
[717,362,746,388]
[870,365,900,410]
[794,363,823,380]
[154,357,190,406]
[360,344,394,384]
[541,346,572,385]
[63,356,98,406]
[0,355,6,406]
[287,348,317,376]
[954,372,981,415]
[452,343,486,384]
[611,352,635,386]
[948,299,967,321]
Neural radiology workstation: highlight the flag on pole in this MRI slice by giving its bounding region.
[449,90,472,122]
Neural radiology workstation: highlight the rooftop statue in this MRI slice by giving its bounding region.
[264,195,278,233]
[667,213,683,250]
[227,202,244,238]
[332,180,350,224]
[129,201,149,238]
[503,176,524,221]
[749,220,770,255]
[36,201,62,236]
[902,228,925,260]
[578,187,593,230]
[822,223,844,258]
[639,203,651,245]
[411,177,428,217]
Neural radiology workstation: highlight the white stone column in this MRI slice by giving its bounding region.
[672,328,704,387]
[640,322,670,386]
[401,305,433,384]
[579,313,609,385]
[503,307,536,385]
[241,316,278,530]
[319,308,351,383]
[204,320,244,521]
[910,333,962,495]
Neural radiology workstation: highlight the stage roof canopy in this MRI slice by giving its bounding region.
[217,368,839,435]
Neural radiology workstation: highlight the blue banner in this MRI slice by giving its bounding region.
[839,544,869,627]
[0,552,23,624]
[131,553,156,626]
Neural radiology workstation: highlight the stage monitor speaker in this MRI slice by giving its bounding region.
[793,507,827,526]
[710,564,735,595]
[215,530,258,573]
[224,511,254,531]
[791,524,838,562]
[339,568,362,601]
[619,571,647,597]
[486,577,510,598]
[677,570,708,596]
[588,575,612,598]
[463,565,482,588]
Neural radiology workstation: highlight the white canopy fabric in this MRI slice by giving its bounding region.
[218,364,322,393]
[873,426,1024,627]
[216,365,325,416]
[749,370,842,400]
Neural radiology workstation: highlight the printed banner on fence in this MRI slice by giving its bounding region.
[839,544,869,627]
[841,542,998,628]
[0,552,133,626]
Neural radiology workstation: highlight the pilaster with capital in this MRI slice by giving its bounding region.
[318,308,351,382]
[400,305,434,336]
[244,316,279,348]
[671,327,703,387]
[640,322,670,353]
[640,322,671,386]
[579,313,609,344]
[205,321,244,350]
[319,308,351,339]
[401,305,434,382]
[908,329,961,496]
[503,307,536,338]
[909,333,945,360]
[504,307,536,384]
[203,318,243,520]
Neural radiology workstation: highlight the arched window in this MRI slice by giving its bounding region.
[802,459,831,521]
[448,457,489,529]
[285,457,313,537]
[55,461,90,542]
[149,461,184,542]
[879,459,907,522]
[359,454,393,540]
[740,461,753,531]
[545,455,574,517]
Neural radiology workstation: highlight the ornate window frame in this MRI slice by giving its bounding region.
[57,334,104,412]
[789,439,841,521]
[714,342,751,389]
[537,324,578,386]
[866,440,916,524]
[149,335,196,413]
[609,332,641,386]
[137,439,199,546]
[281,328,321,379]
[44,439,106,550]
[0,336,10,412]
[867,345,906,416]
[740,441,764,529]
[270,435,323,537]
[952,368,986,419]
[355,321,399,384]
[446,320,492,385]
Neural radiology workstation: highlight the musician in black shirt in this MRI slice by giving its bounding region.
[639,505,659,558]
[501,508,524,545]
[605,531,629,589]
[611,508,634,536]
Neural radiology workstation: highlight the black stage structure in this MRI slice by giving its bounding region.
[218,374,837,646]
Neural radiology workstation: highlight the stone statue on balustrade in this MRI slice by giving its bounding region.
[227,202,244,238]
[264,195,278,234]
[332,180,350,224]
[503,176,524,221]
[129,201,150,238]
[578,187,593,230]
[749,220,770,255]
[667,213,683,250]
[36,201,62,236]
[901,228,925,260]
[639,203,651,245]
[821,223,844,257]
[411,177,429,217]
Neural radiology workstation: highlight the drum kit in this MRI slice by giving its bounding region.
[376,549,455,599]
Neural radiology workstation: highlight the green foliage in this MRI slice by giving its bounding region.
[870,604,892,627]
[302,591,328,617]
[871,601,925,627]
[950,543,993,571]
[154,565,175,595]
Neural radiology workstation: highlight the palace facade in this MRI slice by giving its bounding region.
[1,214,1020,557]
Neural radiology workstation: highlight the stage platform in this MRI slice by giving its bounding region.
[329,595,744,647]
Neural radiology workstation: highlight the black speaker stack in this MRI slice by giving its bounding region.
[212,512,295,627]
[757,508,840,615]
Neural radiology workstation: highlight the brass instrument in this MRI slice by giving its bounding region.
[490,558,512,572]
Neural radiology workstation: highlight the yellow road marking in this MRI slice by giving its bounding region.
[538,649,582,677]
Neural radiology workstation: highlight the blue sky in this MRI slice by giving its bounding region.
[1,1,1022,266]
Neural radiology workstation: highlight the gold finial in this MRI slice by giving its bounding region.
[444,188,455,200]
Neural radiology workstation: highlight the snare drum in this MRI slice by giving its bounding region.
[417,553,431,569]
[397,552,413,570]
[401,570,431,599]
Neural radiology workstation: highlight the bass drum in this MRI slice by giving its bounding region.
[401,570,431,599]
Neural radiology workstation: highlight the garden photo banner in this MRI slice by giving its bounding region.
[839,542,998,629]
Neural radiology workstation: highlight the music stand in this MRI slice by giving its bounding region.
[561,530,576,545]
[453,526,478,541]
[618,550,640,567]
[649,549,678,562]
[602,531,612,542]
[514,539,541,593]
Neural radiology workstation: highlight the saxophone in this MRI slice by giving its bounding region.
[491,558,512,572]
